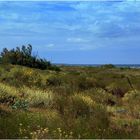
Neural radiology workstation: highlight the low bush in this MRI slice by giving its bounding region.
[47,75,63,86]
[101,64,116,69]
[1,67,43,87]
[21,87,54,108]
[122,90,140,118]
[106,83,128,97]
[11,99,29,110]
[0,83,18,105]
[69,94,95,118]
[84,88,117,105]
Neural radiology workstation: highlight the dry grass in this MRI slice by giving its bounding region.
[1,64,140,138]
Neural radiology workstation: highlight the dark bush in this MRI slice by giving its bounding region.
[101,64,116,69]
[0,44,60,71]
[47,76,62,86]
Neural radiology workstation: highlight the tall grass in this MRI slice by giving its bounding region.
[22,87,54,108]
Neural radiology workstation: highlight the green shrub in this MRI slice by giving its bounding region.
[47,75,63,86]
[122,90,140,117]
[101,64,116,69]
[64,94,110,138]
[11,99,29,110]
[53,95,69,115]
[51,85,73,96]
[2,67,43,87]
[69,94,94,118]
[84,88,117,105]
[106,83,128,97]
[21,87,54,108]
[77,77,96,90]
[0,45,51,70]
[68,93,108,119]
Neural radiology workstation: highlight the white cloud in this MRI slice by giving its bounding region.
[67,38,90,43]
[46,43,55,48]
[0,1,140,53]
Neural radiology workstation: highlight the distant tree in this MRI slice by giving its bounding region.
[0,44,60,71]
[101,64,116,69]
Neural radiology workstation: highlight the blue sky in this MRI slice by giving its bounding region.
[0,1,140,64]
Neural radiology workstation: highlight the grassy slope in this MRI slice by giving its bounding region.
[0,64,140,138]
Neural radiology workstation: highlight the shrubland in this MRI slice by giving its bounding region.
[0,62,140,138]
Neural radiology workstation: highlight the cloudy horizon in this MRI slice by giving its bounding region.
[0,1,140,64]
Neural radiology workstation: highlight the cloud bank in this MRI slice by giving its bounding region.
[0,1,140,63]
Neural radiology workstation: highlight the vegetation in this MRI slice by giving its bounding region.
[100,64,116,69]
[1,62,140,138]
[0,45,60,71]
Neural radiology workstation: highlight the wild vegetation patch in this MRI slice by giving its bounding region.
[0,64,140,138]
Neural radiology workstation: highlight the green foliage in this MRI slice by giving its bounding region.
[0,45,60,71]
[11,99,29,110]
[69,94,95,118]
[122,90,140,117]
[0,66,44,87]
[47,75,63,86]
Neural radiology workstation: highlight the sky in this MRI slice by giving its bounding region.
[0,0,140,64]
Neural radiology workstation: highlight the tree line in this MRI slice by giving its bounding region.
[0,44,60,71]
